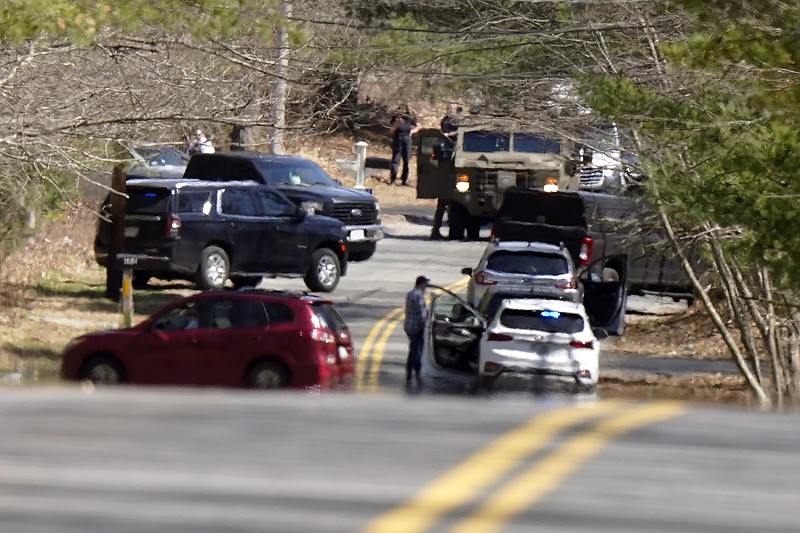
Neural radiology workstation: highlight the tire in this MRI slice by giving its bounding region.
[132,273,151,290]
[80,356,125,385]
[230,276,261,289]
[348,243,377,262]
[247,361,288,389]
[478,374,498,392]
[304,248,341,292]
[448,202,466,240]
[196,246,230,290]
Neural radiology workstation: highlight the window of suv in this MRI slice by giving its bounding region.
[220,189,258,217]
[312,302,349,337]
[500,308,584,333]
[251,188,297,216]
[126,188,171,215]
[486,251,569,276]
[176,190,213,215]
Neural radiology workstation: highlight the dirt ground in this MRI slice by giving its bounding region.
[0,137,756,407]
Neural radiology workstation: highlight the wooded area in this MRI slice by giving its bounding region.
[2,0,799,407]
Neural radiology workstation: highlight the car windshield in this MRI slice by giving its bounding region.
[513,134,561,154]
[132,146,188,167]
[252,159,339,187]
[499,308,584,334]
[463,131,510,153]
[486,251,569,276]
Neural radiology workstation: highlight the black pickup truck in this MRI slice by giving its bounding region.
[493,187,698,302]
[183,152,383,261]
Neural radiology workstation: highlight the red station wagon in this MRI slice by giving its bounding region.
[60,290,355,390]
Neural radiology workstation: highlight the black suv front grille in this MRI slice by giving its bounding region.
[327,201,377,225]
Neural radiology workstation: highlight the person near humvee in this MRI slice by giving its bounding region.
[431,104,463,240]
[389,105,421,186]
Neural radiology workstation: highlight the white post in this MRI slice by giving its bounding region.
[354,141,368,189]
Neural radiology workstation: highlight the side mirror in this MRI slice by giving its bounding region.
[461,267,473,276]
[592,327,609,340]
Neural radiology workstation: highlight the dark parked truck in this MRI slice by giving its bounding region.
[183,152,383,262]
[416,124,579,240]
[493,187,698,302]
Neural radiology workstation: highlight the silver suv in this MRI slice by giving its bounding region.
[462,240,581,307]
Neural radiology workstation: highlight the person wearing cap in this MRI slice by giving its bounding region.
[403,275,430,384]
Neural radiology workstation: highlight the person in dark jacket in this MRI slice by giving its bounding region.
[389,106,421,186]
[403,275,430,384]
[431,104,463,239]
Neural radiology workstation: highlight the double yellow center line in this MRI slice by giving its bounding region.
[356,277,470,392]
[362,400,685,533]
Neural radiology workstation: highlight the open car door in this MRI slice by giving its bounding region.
[424,286,486,377]
[416,129,454,199]
[580,254,628,336]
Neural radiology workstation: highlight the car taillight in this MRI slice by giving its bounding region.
[474,271,496,286]
[489,226,497,240]
[488,332,513,342]
[166,215,182,239]
[556,277,578,290]
[309,328,335,344]
[578,237,593,266]
[570,340,594,349]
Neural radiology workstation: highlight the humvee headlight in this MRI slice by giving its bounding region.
[456,174,470,193]
[543,176,559,193]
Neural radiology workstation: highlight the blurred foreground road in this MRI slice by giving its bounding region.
[1,389,799,532]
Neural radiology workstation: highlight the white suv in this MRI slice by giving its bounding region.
[478,298,604,391]
[462,240,581,307]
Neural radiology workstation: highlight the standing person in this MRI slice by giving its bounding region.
[431,104,463,240]
[389,106,421,186]
[439,103,462,139]
[186,128,215,156]
[403,275,430,385]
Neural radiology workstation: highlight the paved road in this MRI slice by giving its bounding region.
[1,389,798,532]
[260,215,737,393]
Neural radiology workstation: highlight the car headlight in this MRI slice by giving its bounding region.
[301,201,324,214]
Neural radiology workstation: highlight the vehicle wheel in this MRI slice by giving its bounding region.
[132,273,151,290]
[80,356,125,385]
[348,243,377,262]
[304,248,341,292]
[247,361,288,389]
[448,202,466,240]
[478,374,497,392]
[230,276,261,289]
[196,246,230,290]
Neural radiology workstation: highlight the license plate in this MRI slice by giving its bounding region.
[124,226,139,238]
[349,229,366,241]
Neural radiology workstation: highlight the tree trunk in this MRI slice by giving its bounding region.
[268,1,291,155]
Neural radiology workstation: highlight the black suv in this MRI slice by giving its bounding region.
[183,152,383,262]
[95,179,348,292]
